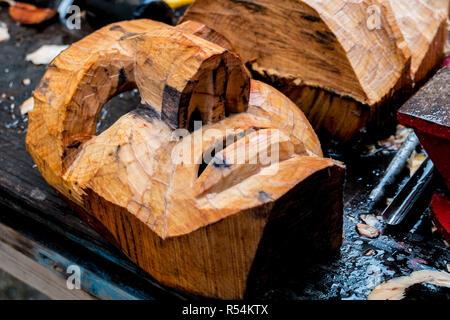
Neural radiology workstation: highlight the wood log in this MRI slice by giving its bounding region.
[180,0,448,142]
[429,0,450,17]
[390,0,448,85]
[176,20,236,51]
[26,20,344,299]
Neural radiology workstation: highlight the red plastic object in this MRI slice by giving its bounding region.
[430,193,450,243]
[398,67,450,189]
[443,55,450,68]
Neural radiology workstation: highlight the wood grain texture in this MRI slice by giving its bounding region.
[181,0,447,142]
[27,19,250,198]
[176,20,236,51]
[26,20,344,299]
[5,10,449,300]
[389,0,447,84]
[429,0,450,16]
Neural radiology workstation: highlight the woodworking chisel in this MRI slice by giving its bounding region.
[382,157,435,225]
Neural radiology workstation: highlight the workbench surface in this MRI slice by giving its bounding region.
[0,7,449,300]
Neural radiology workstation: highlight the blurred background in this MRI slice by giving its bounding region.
[0,269,48,300]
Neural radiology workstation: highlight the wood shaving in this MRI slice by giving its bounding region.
[366,125,412,154]
[25,45,69,65]
[0,22,9,42]
[364,249,376,256]
[356,223,380,239]
[360,214,381,227]
[8,2,57,25]
[408,151,427,176]
[378,125,412,151]
[20,97,34,115]
[368,270,450,300]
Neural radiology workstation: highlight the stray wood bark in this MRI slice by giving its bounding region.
[180,0,448,142]
[26,20,344,299]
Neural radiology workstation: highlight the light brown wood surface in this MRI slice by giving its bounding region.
[181,0,448,142]
[429,0,450,16]
[26,20,344,299]
[389,0,447,85]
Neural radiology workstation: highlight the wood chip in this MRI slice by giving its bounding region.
[20,97,34,115]
[0,22,9,42]
[360,214,381,227]
[9,2,57,25]
[356,223,380,239]
[377,126,412,151]
[366,125,412,154]
[408,151,427,176]
[368,270,450,300]
[386,197,393,206]
[25,45,69,65]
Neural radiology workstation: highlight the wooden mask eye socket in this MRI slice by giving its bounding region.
[27,20,250,176]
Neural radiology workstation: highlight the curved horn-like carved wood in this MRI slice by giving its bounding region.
[27,19,250,191]
[26,20,344,299]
